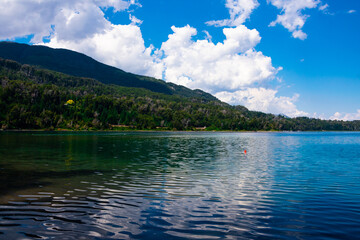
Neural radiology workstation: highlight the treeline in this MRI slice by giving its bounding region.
[1,58,359,131]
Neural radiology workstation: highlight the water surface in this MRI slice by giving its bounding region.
[0,131,360,239]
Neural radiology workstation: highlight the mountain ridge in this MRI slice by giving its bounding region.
[0,41,218,102]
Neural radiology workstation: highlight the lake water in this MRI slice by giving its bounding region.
[0,132,360,239]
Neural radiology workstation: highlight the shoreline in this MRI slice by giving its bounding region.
[1,129,359,133]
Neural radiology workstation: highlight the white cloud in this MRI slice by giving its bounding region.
[268,0,325,40]
[160,25,279,92]
[45,24,163,78]
[330,110,360,121]
[206,0,259,27]
[348,10,356,14]
[0,0,137,42]
[159,25,305,117]
[215,88,308,117]
[129,14,143,25]
[318,3,329,11]
[310,112,327,120]
[51,2,109,42]
[203,30,212,41]
[206,0,327,40]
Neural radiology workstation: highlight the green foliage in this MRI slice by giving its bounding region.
[1,58,360,131]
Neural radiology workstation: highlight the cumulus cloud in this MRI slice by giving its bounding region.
[206,0,327,40]
[215,88,308,117]
[330,110,360,121]
[51,2,109,42]
[268,0,315,40]
[157,25,306,117]
[206,0,259,27]
[45,24,163,78]
[160,25,279,92]
[268,0,326,40]
[0,0,138,42]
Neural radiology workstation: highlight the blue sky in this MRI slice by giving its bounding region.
[1,0,359,120]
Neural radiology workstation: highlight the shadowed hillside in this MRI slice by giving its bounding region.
[0,42,217,102]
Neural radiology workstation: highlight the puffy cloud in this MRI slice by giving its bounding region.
[158,25,307,117]
[215,88,308,117]
[206,0,327,39]
[0,0,138,42]
[51,2,109,42]
[160,25,278,92]
[129,14,143,25]
[330,110,360,121]
[0,0,55,41]
[268,0,325,40]
[45,24,163,78]
[158,25,306,117]
[206,0,259,27]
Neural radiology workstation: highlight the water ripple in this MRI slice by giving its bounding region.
[0,132,360,239]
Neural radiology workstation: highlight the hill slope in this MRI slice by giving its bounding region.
[0,41,216,101]
[1,58,359,131]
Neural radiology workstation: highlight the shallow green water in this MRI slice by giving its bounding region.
[0,131,360,239]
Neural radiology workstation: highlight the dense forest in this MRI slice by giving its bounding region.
[1,58,360,131]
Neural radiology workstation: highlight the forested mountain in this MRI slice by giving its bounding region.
[1,58,359,131]
[0,42,216,101]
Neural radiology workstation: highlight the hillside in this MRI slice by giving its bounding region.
[0,42,217,101]
[1,58,359,131]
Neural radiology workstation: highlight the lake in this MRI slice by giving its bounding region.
[0,131,359,239]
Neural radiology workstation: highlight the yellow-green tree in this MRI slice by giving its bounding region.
[65,99,75,105]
